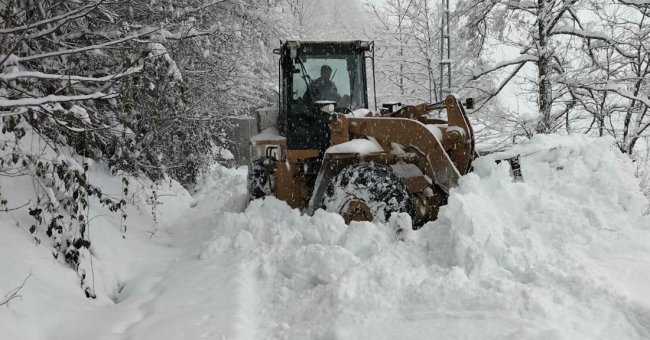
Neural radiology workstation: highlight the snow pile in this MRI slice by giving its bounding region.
[202,134,650,339]
[419,134,650,338]
[200,198,409,339]
[428,134,647,271]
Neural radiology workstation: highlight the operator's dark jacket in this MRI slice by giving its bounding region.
[308,77,341,103]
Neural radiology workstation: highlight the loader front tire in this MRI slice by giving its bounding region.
[323,162,415,224]
[247,157,274,200]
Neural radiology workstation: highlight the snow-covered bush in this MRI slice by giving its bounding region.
[1,116,128,297]
[0,0,280,295]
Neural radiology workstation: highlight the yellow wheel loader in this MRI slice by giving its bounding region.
[248,40,475,227]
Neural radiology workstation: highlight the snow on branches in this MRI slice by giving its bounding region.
[459,0,650,153]
[1,0,280,296]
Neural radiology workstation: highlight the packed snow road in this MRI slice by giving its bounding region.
[3,134,650,340]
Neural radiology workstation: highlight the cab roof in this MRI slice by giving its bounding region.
[279,40,373,54]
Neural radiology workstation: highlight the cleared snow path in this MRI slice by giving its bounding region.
[124,166,257,340]
[120,166,256,340]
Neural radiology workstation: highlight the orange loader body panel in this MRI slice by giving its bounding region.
[251,95,475,225]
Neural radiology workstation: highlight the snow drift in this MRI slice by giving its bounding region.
[202,134,650,339]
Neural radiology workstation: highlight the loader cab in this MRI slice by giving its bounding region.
[277,41,372,152]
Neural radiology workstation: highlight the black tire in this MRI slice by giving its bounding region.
[247,158,273,200]
[323,162,416,223]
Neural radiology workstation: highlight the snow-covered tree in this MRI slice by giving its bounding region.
[566,1,650,156]
[279,0,367,39]
[0,0,282,296]
[364,0,435,103]
[364,0,492,101]
[458,0,614,135]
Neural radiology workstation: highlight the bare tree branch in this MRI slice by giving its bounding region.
[0,2,101,34]
[470,55,537,80]
[1,66,143,82]
[17,28,159,62]
[0,92,119,108]
[0,274,31,306]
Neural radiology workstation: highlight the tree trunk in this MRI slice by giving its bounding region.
[536,0,552,134]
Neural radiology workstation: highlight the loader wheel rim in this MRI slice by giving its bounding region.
[341,199,373,224]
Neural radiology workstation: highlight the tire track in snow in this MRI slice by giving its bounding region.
[119,166,256,339]
[122,252,258,340]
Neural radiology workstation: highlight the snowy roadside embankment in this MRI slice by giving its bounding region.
[0,150,194,340]
[0,163,257,340]
[202,134,650,339]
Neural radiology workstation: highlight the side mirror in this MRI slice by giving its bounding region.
[464,98,475,110]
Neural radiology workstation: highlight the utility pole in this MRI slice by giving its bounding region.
[439,0,451,101]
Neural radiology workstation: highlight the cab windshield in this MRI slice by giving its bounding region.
[293,54,366,110]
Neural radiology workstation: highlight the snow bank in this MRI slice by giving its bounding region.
[418,134,650,339]
[202,134,650,339]
[0,156,193,339]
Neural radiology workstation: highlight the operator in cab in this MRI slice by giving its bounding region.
[304,64,353,108]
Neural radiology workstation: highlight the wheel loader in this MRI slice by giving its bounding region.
[248,40,475,227]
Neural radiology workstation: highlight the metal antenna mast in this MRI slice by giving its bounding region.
[439,0,451,101]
